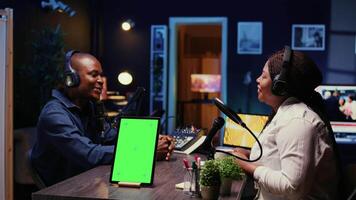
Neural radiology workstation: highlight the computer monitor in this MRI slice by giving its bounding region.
[223,113,269,149]
[190,74,221,93]
[315,85,356,133]
[190,74,221,101]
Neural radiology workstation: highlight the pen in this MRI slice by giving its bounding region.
[197,157,201,169]
[191,161,197,170]
[183,159,192,178]
[183,158,190,169]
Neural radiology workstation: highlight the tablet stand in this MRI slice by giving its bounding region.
[111,182,141,188]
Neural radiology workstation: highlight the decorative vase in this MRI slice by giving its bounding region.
[201,185,220,200]
[219,177,233,196]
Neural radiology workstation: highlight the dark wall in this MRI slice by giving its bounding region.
[1,0,92,128]
[1,0,331,126]
[1,0,91,64]
[97,0,331,115]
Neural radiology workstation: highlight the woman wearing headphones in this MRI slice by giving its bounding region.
[232,47,340,199]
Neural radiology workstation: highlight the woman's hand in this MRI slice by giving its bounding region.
[231,148,258,176]
[232,147,251,158]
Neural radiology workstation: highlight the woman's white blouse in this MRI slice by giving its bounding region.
[250,97,339,200]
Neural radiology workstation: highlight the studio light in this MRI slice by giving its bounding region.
[41,0,76,17]
[118,71,133,85]
[121,19,135,31]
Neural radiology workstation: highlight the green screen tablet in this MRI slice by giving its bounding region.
[110,117,160,186]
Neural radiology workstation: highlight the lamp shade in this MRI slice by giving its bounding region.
[121,19,135,31]
[118,72,133,85]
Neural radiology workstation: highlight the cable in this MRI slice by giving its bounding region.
[215,123,263,162]
[212,97,263,162]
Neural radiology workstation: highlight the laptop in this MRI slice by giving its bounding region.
[110,116,160,186]
[218,113,269,150]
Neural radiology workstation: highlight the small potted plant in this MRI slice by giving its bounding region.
[216,156,243,196]
[199,160,221,200]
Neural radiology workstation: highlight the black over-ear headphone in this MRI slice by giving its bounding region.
[64,50,81,88]
[271,46,293,96]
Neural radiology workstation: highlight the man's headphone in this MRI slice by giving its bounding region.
[64,50,81,88]
[271,46,293,96]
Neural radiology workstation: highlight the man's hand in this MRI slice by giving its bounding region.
[156,135,175,161]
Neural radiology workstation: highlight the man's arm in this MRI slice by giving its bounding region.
[38,108,115,169]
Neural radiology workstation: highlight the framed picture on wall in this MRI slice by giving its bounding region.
[292,24,325,51]
[237,22,263,54]
[152,26,166,51]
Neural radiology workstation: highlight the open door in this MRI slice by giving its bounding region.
[167,17,228,135]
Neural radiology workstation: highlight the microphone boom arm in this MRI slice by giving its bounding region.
[213,98,263,162]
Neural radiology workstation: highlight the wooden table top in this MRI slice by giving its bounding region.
[32,154,243,200]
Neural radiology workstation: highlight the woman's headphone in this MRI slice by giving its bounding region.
[64,50,81,88]
[271,46,293,96]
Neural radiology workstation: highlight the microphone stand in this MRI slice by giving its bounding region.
[199,117,225,160]
[199,146,215,160]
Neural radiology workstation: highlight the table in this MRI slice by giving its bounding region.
[32,154,243,200]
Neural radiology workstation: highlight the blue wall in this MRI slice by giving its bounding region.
[0,0,333,125]
[97,0,331,115]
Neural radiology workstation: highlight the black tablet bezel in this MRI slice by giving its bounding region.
[109,116,160,186]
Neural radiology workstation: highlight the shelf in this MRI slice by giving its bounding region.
[107,95,125,101]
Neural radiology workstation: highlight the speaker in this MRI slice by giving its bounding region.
[64,50,80,88]
[271,46,293,96]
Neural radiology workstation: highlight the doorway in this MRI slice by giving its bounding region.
[167,17,228,133]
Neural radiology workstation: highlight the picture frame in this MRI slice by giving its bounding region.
[237,22,263,55]
[291,24,325,51]
[152,26,165,52]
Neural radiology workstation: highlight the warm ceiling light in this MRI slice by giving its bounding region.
[118,71,133,85]
[121,19,134,31]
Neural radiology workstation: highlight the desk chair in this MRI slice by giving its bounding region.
[14,127,36,185]
[345,164,356,200]
[26,149,47,189]
[348,188,356,200]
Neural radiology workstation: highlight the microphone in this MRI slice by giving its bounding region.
[214,98,246,127]
[283,45,292,62]
[120,87,146,116]
[200,117,225,159]
[212,97,263,162]
[94,100,106,138]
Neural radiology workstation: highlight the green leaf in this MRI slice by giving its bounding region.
[216,156,243,180]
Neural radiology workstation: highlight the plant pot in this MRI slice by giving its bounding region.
[219,177,233,196]
[201,185,220,200]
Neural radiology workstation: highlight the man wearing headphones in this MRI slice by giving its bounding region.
[31,51,174,186]
[231,47,339,199]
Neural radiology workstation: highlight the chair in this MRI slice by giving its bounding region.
[14,127,36,185]
[348,188,356,200]
[345,164,356,200]
[26,149,47,189]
